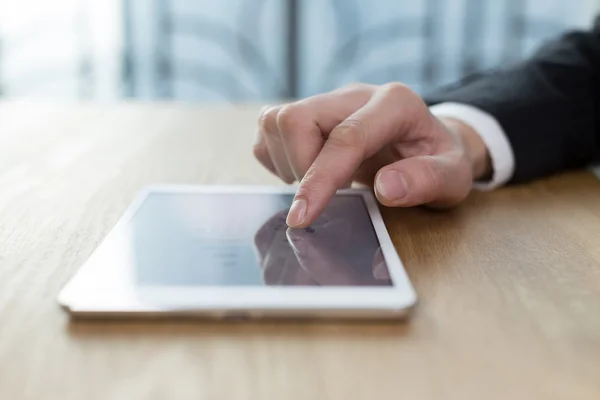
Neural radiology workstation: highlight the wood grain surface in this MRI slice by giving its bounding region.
[1,101,599,400]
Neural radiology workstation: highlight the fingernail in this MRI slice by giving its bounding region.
[376,170,408,200]
[286,198,307,227]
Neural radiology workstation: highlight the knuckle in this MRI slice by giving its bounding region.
[380,82,413,100]
[259,104,272,115]
[423,156,443,195]
[342,82,374,93]
[258,106,279,136]
[252,141,268,161]
[294,174,321,201]
[300,164,325,187]
[380,82,430,129]
[328,119,367,152]
[276,104,303,135]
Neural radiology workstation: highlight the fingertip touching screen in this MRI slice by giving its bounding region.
[128,192,393,287]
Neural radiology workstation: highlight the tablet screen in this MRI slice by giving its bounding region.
[129,192,392,287]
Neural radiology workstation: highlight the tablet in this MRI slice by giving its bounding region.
[58,185,417,320]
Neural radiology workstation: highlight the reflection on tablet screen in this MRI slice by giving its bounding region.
[129,193,392,287]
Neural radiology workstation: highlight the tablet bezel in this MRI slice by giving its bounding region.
[58,185,417,318]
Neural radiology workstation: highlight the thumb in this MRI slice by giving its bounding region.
[374,153,471,208]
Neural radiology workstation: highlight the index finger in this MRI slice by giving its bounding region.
[286,83,431,228]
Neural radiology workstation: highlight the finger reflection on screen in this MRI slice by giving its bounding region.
[254,209,317,286]
[130,192,392,287]
[254,196,393,287]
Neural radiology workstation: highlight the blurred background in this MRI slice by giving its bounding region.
[0,0,598,103]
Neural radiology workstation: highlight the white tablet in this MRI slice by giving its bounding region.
[58,185,417,320]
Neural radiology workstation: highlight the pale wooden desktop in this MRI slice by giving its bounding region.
[0,101,599,400]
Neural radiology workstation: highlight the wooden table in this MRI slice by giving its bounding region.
[1,101,599,400]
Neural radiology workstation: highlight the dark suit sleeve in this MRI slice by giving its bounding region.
[424,18,600,183]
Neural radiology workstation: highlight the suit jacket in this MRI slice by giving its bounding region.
[425,17,600,184]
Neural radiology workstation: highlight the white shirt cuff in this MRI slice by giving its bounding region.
[429,102,515,190]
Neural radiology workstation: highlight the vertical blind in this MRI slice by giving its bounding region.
[0,0,593,101]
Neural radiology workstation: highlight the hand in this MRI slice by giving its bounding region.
[253,83,490,227]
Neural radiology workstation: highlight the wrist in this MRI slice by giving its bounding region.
[439,117,492,181]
